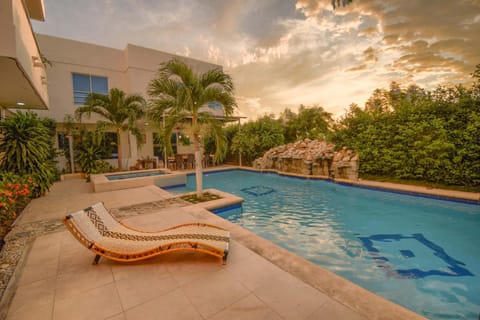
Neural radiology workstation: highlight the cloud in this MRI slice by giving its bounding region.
[33,0,480,120]
[347,64,367,72]
[363,47,379,63]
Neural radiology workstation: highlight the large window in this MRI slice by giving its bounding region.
[72,73,108,105]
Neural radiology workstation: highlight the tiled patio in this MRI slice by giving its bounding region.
[0,171,436,320]
[8,230,364,320]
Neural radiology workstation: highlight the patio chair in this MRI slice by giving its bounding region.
[63,202,230,265]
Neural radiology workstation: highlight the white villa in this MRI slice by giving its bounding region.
[1,0,231,172]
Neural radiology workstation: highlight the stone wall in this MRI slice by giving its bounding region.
[252,139,359,180]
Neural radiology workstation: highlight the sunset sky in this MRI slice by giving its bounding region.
[33,0,480,119]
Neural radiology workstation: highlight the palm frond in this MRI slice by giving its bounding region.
[147,59,238,193]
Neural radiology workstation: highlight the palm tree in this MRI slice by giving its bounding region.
[75,88,146,170]
[148,59,237,197]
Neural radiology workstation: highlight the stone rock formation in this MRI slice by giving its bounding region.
[252,139,359,180]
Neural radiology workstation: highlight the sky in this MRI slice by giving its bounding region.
[32,0,480,119]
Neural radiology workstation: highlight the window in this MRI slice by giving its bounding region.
[57,132,69,151]
[72,73,108,105]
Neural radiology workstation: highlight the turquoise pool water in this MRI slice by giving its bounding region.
[169,170,480,319]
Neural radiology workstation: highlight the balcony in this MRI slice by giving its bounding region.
[0,0,49,110]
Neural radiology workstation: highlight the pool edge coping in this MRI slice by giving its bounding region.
[178,199,428,320]
[202,166,480,204]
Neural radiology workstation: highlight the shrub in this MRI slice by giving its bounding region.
[75,124,115,181]
[0,173,33,225]
[0,112,57,197]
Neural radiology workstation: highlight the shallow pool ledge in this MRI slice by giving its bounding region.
[91,169,187,192]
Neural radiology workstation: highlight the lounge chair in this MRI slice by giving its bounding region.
[63,202,230,264]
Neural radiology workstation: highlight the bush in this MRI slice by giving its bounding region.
[0,173,33,225]
[0,112,57,197]
[332,79,480,187]
[229,116,285,165]
[75,125,112,181]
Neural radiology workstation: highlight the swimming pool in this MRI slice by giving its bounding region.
[106,170,167,180]
[170,169,480,320]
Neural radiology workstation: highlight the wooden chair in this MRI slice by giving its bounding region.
[167,157,176,170]
[187,154,195,169]
[63,202,230,264]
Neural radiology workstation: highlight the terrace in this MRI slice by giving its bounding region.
[0,168,442,320]
[1,1,479,319]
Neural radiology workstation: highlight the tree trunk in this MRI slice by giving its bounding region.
[194,133,203,198]
[68,134,75,173]
[117,128,122,170]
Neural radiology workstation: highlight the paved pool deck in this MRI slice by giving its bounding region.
[2,166,477,320]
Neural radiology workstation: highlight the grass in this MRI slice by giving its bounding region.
[180,192,222,204]
[360,174,480,193]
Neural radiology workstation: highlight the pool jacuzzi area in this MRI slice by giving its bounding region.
[169,169,480,320]
[91,168,186,192]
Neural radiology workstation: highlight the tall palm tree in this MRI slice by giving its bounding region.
[75,88,146,170]
[148,59,237,197]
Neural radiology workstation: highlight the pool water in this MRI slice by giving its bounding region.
[106,170,166,180]
[169,170,480,319]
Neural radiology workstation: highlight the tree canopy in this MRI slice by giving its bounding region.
[224,65,480,188]
[148,59,237,196]
[75,88,146,170]
[332,66,480,187]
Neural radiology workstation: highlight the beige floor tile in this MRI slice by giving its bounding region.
[209,293,282,320]
[113,263,178,310]
[18,261,58,286]
[225,253,285,292]
[55,264,114,300]
[112,261,169,281]
[53,283,123,320]
[182,269,250,318]
[17,235,61,286]
[160,210,198,226]
[4,176,387,320]
[165,253,225,286]
[6,302,53,320]
[100,186,169,208]
[105,312,127,320]
[57,247,96,275]
[7,278,55,320]
[24,238,61,266]
[253,272,328,319]
[19,206,67,224]
[225,240,255,264]
[305,300,366,320]
[58,231,88,256]
[124,288,202,320]
[32,231,66,246]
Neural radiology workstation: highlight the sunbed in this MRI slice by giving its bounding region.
[63,202,230,264]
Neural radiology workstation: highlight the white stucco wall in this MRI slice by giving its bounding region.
[34,34,221,170]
